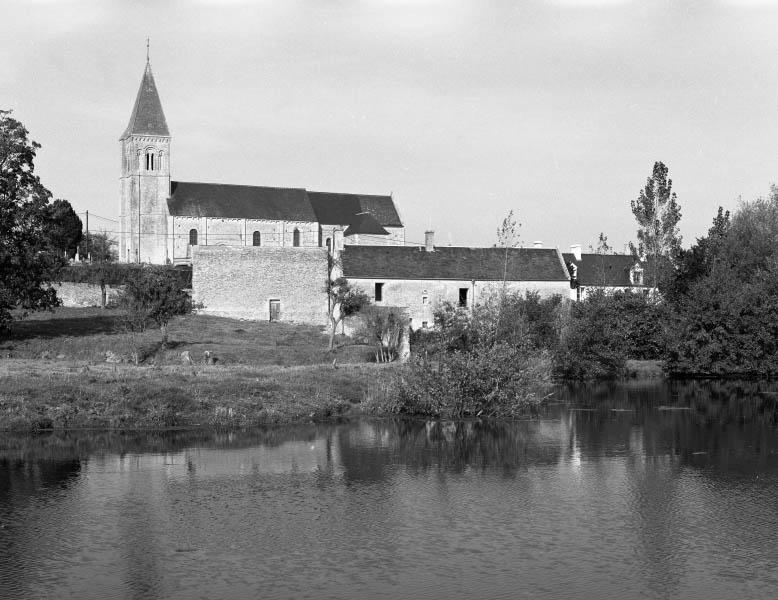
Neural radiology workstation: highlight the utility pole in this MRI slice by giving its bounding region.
[85,210,89,261]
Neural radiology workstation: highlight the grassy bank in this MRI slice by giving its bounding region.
[1,307,371,366]
[0,360,398,430]
[0,307,401,430]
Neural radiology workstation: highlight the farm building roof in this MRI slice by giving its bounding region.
[563,253,645,287]
[342,246,569,281]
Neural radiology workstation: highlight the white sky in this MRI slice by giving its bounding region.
[3,0,778,250]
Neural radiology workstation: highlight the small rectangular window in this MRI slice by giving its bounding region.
[422,321,428,329]
[422,295,428,305]
[375,282,384,302]
[459,288,468,308]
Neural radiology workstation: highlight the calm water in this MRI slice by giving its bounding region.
[1,380,778,600]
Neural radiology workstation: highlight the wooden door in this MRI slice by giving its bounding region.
[269,300,280,322]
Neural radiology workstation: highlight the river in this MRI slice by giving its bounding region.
[1,380,777,599]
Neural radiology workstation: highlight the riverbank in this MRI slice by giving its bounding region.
[0,307,402,430]
[0,307,662,431]
[0,358,398,430]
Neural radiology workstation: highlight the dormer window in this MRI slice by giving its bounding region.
[631,266,644,286]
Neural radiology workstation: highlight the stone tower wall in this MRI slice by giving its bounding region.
[119,135,171,264]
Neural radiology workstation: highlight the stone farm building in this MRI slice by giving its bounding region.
[117,57,572,327]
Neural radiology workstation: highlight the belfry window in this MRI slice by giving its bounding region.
[189,229,198,246]
[293,228,300,247]
[145,150,156,171]
[253,231,261,246]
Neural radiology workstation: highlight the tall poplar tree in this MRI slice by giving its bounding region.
[629,161,682,287]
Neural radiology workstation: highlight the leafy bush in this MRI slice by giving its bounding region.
[553,291,627,380]
[431,291,563,353]
[666,263,778,377]
[394,343,551,418]
[357,305,407,362]
[664,191,778,377]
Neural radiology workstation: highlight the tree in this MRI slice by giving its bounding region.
[45,199,82,258]
[495,210,521,339]
[590,232,613,288]
[629,161,682,287]
[0,110,65,331]
[325,252,370,351]
[590,232,612,255]
[77,231,117,263]
[496,209,521,285]
[119,266,192,346]
[665,191,778,376]
[668,206,730,300]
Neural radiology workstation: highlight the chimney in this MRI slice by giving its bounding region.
[424,230,435,252]
[533,241,543,249]
[570,244,582,262]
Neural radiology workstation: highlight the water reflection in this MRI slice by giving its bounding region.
[1,380,777,600]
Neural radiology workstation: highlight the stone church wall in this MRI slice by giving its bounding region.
[172,218,322,263]
[192,246,329,324]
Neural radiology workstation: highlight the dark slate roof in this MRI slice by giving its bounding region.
[168,181,317,221]
[563,253,644,287]
[121,62,169,139]
[344,213,389,237]
[342,246,569,281]
[308,192,403,227]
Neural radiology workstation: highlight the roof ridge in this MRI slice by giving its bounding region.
[172,180,307,192]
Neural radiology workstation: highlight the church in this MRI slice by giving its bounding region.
[119,58,405,265]
[118,56,571,325]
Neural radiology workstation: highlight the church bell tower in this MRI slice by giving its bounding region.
[119,52,171,263]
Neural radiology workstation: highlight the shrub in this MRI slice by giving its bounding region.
[553,291,627,380]
[117,266,193,346]
[394,343,551,418]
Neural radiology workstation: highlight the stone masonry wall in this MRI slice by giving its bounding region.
[173,218,321,263]
[55,282,122,308]
[348,278,570,330]
[192,246,329,324]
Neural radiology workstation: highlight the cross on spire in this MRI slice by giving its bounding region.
[146,37,150,63]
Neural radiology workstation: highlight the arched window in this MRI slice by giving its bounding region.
[252,231,261,246]
[325,237,332,252]
[189,229,198,246]
[145,150,156,171]
[293,228,300,247]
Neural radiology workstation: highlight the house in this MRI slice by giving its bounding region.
[341,232,571,330]
[119,58,404,265]
[563,244,653,301]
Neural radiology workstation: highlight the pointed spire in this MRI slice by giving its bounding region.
[121,56,169,139]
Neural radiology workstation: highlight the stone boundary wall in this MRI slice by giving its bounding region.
[192,246,329,325]
[55,282,122,308]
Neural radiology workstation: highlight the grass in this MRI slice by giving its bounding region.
[0,307,396,431]
[2,307,372,366]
